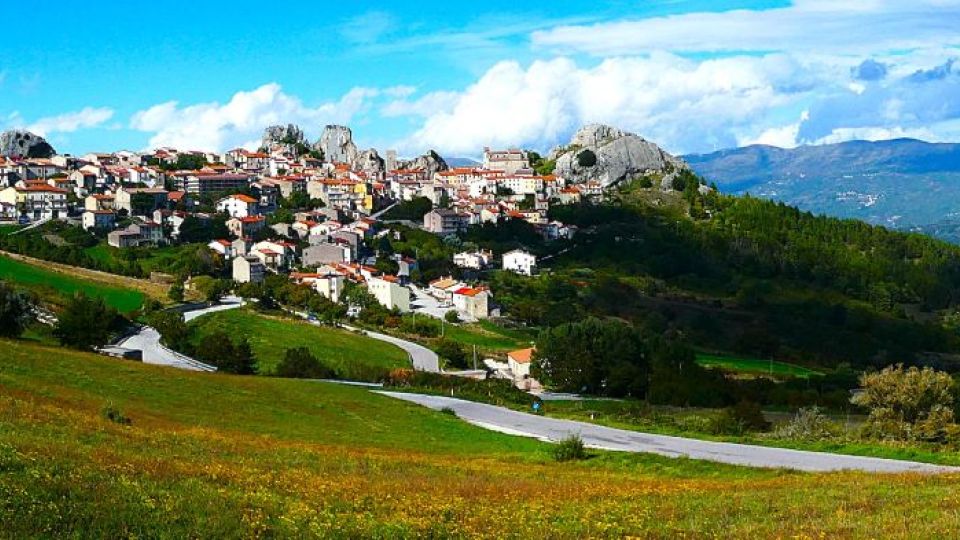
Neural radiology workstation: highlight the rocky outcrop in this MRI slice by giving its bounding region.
[552,124,688,188]
[261,124,306,150]
[398,150,449,176]
[0,130,56,159]
[316,125,358,165]
[354,148,385,176]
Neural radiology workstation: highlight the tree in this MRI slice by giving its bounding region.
[852,364,958,442]
[435,339,467,368]
[168,281,185,303]
[577,149,597,168]
[54,293,122,350]
[276,347,334,379]
[444,310,460,323]
[192,276,229,302]
[195,331,257,375]
[0,282,32,338]
[533,318,649,397]
[130,192,158,216]
[146,310,190,352]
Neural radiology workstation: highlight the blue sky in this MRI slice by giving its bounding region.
[2,0,958,157]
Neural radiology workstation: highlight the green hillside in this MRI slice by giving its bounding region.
[3,340,960,537]
[0,254,145,312]
[187,308,409,378]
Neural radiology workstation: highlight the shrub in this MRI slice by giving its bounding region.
[276,347,334,379]
[102,404,131,426]
[552,434,588,462]
[711,401,770,435]
[852,364,957,442]
[576,149,597,168]
[435,339,467,369]
[444,310,460,323]
[773,406,837,441]
[0,282,32,338]
[440,407,457,416]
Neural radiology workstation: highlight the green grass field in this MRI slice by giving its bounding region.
[441,319,536,353]
[188,308,409,378]
[4,339,960,537]
[696,353,822,378]
[0,254,145,312]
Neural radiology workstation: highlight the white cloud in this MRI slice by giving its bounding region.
[740,111,811,148]
[130,83,379,151]
[401,54,821,155]
[531,0,960,56]
[26,107,114,136]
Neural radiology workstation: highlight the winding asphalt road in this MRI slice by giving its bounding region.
[115,296,245,372]
[333,323,441,373]
[379,392,958,473]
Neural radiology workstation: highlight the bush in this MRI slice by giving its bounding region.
[435,338,467,369]
[852,364,958,442]
[576,149,597,168]
[711,400,770,435]
[54,292,124,350]
[552,434,588,462]
[444,310,460,323]
[276,347,334,379]
[0,282,32,338]
[773,406,837,441]
[440,406,457,416]
[101,404,131,426]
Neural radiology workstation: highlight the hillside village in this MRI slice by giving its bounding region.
[0,124,645,386]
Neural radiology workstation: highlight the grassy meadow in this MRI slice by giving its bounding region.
[695,353,822,378]
[187,308,409,378]
[0,254,146,312]
[3,340,960,537]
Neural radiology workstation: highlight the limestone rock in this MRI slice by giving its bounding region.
[316,125,358,165]
[261,124,306,151]
[354,148,385,176]
[0,130,56,159]
[397,150,449,176]
[552,124,688,188]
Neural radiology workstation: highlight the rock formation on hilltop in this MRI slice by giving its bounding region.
[552,124,688,188]
[0,130,56,159]
[316,125,359,165]
[261,124,307,150]
[398,150,449,176]
[355,148,385,176]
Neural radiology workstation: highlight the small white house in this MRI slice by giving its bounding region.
[367,275,411,312]
[233,255,265,283]
[216,194,260,218]
[81,210,115,231]
[502,249,537,276]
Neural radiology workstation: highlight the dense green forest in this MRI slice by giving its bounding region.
[490,186,960,374]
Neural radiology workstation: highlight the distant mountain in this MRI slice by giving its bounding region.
[684,139,960,234]
[446,157,481,168]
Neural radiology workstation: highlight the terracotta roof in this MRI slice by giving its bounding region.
[508,348,535,364]
[227,194,258,204]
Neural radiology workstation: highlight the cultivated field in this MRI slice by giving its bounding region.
[696,353,822,378]
[2,340,960,537]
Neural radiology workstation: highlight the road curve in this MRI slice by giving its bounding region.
[115,296,245,372]
[340,324,440,373]
[379,392,958,474]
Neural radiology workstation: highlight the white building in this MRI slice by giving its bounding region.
[453,250,494,270]
[502,249,537,276]
[81,210,116,231]
[216,193,260,218]
[367,275,411,312]
[233,255,265,283]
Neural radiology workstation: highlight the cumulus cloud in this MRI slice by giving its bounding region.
[531,0,960,57]
[26,107,114,136]
[396,50,960,155]
[400,54,823,155]
[130,83,380,151]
